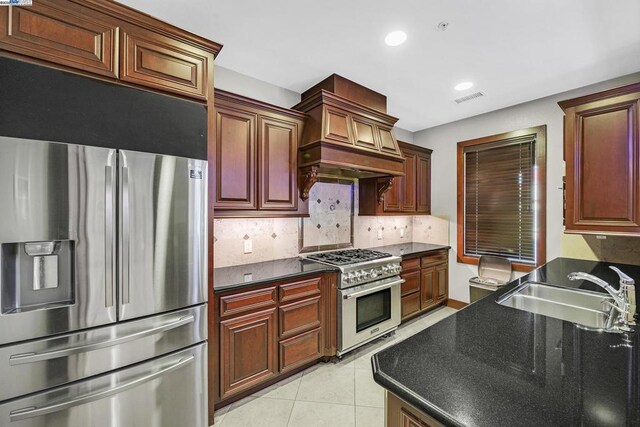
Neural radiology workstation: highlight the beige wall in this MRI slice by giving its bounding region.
[414,72,640,303]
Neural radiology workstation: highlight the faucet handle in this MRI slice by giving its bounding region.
[610,266,635,286]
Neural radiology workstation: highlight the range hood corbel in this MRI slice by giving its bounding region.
[376,177,394,204]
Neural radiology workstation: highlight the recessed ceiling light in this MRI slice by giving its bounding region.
[454,81,474,91]
[385,31,407,47]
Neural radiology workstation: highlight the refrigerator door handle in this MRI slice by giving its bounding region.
[9,315,194,365]
[104,153,115,308]
[120,153,131,305]
[9,354,195,422]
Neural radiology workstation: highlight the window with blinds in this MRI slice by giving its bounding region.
[458,126,546,266]
[462,134,539,265]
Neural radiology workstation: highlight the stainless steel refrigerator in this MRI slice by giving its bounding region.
[0,136,208,426]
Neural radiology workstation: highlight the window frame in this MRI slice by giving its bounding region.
[456,125,547,272]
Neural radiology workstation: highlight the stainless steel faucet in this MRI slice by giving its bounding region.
[568,266,637,331]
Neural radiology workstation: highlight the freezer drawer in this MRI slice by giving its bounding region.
[0,343,207,427]
[118,150,207,320]
[0,137,117,345]
[0,304,206,402]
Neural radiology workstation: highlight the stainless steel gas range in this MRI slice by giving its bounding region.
[305,249,403,356]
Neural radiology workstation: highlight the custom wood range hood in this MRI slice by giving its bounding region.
[293,74,405,201]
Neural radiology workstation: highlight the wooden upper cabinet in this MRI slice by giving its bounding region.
[416,153,431,214]
[401,151,417,211]
[215,105,257,210]
[0,0,117,77]
[214,90,306,216]
[120,27,209,100]
[259,117,298,210]
[559,83,640,235]
[359,141,432,215]
[0,0,221,99]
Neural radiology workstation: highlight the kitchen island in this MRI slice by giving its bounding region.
[372,257,640,426]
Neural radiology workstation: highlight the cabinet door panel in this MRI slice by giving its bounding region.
[0,1,117,77]
[383,177,402,212]
[259,117,298,210]
[416,154,431,213]
[220,308,277,399]
[402,151,417,211]
[420,267,436,310]
[279,327,322,373]
[435,264,448,301]
[568,98,640,232]
[121,28,209,100]
[215,106,257,209]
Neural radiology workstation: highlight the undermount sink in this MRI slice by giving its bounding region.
[497,281,614,330]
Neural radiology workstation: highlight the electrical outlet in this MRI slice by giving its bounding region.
[244,239,253,253]
[400,228,405,238]
[243,273,253,282]
[377,227,383,240]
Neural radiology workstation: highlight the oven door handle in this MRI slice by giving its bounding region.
[343,278,404,299]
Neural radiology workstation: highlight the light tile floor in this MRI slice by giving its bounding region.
[211,306,457,427]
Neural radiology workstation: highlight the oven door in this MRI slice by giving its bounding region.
[338,276,402,355]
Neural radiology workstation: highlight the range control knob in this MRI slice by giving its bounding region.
[362,270,370,279]
[355,271,363,281]
[345,272,354,284]
[382,266,389,274]
[370,268,378,279]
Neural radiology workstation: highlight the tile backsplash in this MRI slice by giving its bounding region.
[214,217,300,267]
[301,182,353,250]
[214,182,450,268]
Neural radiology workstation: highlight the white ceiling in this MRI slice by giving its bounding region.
[117,0,640,131]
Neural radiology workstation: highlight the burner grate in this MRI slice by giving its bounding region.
[306,249,391,266]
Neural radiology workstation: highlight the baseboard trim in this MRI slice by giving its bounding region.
[446,299,468,309]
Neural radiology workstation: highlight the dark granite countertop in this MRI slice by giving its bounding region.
[368,242,450,258]
[213,242,448,292]
[372,257,640,426]
[213,257,337,292]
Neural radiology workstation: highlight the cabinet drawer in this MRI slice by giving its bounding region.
[401,292,421,320]
[401,270,420,296]
[279,296,322,339]
[121,27,209,100]
[421,251,448,268]
[279,276,322,303]
[0,0,117,77]
[401,257,420,272]
[279,327,322,373]
[219,286,277,318]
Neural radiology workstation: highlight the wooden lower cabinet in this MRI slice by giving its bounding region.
[387,392,444,427]
[219,307,278,400]
[215,273,337,406]
[400,250,449,322]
